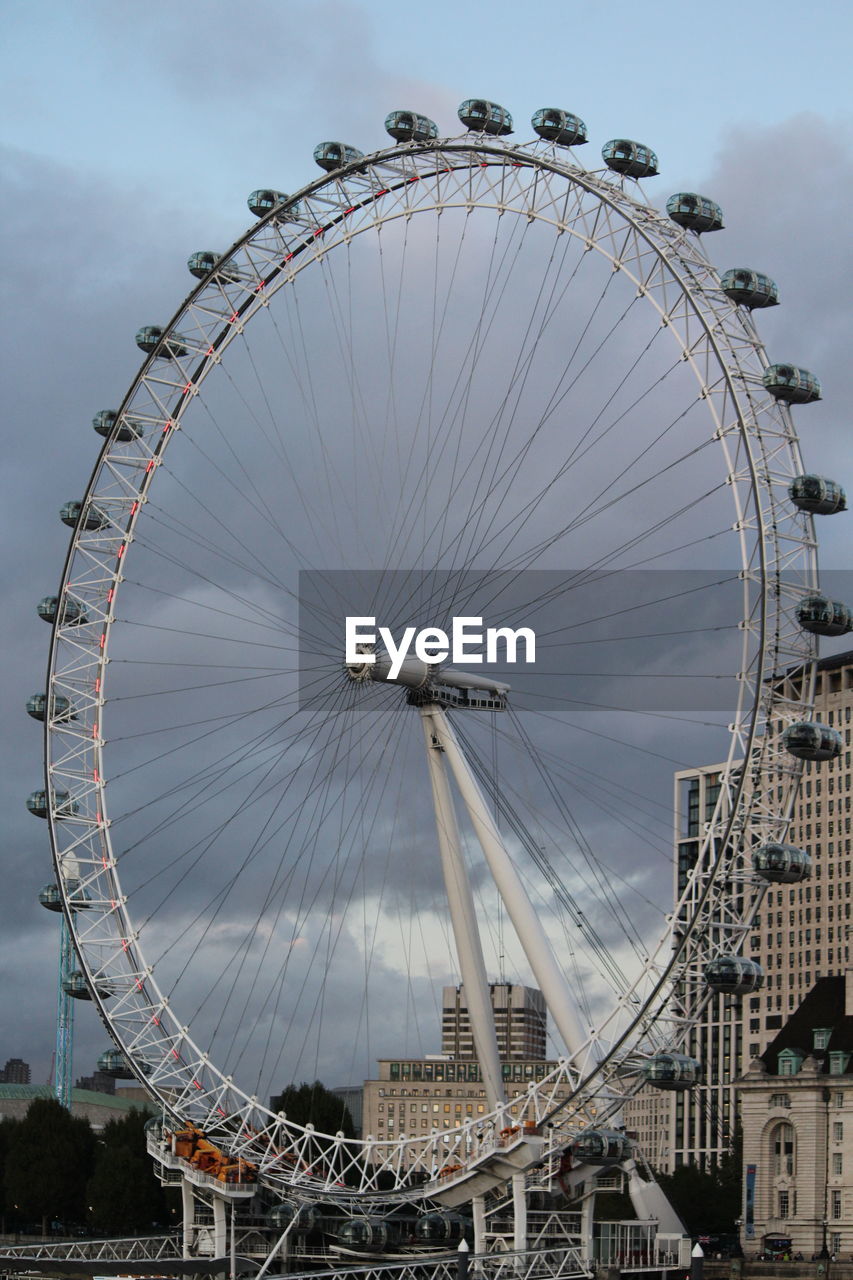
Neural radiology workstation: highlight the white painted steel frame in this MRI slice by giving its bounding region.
[43,131,817,1196]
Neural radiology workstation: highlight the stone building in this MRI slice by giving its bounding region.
[736,971,853,1259]
[0,1083,147,1130]
[626,648,853,1173]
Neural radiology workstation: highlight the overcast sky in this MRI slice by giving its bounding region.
[1,0,851,1096]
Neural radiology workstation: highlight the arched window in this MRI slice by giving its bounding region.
[773,1122,795,1176]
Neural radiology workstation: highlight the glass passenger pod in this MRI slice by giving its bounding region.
[762,364,821,404]
[384,110,438,143]
[796,594,853,637]
[602,139,659,178]
[336,1217,389,1249]
[187,251,243,283]
[753,842,812,884]
[247,190,290,218]
[63,971,112,1001]
[26,789,79,819]
[92,409,141,441]
[60,500,110,531]
[97,1049,132,1077]
[144,1115,165,1142]
[415,1211,468,1242]
[783,721,843,762]
[26,692,74,722]
[641,1053,702,1091]
[720,268,779,309]
[704,956,764,995]
[570,1129,631,1166]
[313,143,365,173]
[135,326,190,358]
[38,883,63,912]
[457,100,513,136]
[268,1201,319,1231]
[666,193,724,233]
[789,474,847,515]
[531,108,587,146]
[37,595,88,626]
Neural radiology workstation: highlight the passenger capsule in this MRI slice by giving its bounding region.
[641,1053,702,1092]
[602,139,659,178]
[415,1211,468,1242]
[789,475,847,515]
[666,193,723,233]
[26,789,79,820]
[753,842,812,884]
[720,268,779,309]
[783,721,842,762]
[247,190,288,218]
[97,1049,150,1078]
[37,596,88,626]
[384,110,438,143]
[570,1129,631,1166]
[313,143,365,172]
[135,326,189,359]
[457,99,513,136]
[335,1217,389,1249]
[796,594,853,637]
[763,364,821,404]
[531,108,587,146]
[60,500,110,531]
[187,251,243,282]
[92,410,140,442]
[268,1202,319,1231]
[38,884,63,912]
[704,956,764,995]
[63,971,112,1001]
[26,692,74,722]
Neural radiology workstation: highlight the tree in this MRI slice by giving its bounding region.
[270,1081,354,1138]
[86,1108,176,1235]
[3,1098,94,1235]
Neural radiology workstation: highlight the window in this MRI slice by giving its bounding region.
[773,1123,795,1176]
[833,1121,844,1142]
[778,1189,789,1219]
[829,1052,849,1075]
[833,1152,843,1176]
[770,1093,791,1109]
[832,1189,842,1220]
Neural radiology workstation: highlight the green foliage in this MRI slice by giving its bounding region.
[656,1142,742,1237]
[3,1098,94,1231]
[270,1080,354,1138]
[86,1110,173,1235]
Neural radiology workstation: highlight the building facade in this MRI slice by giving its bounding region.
[0,1058,31,1083]
[737,972,853,1259]
[626,649,853,1173]
[441,983,547,1060]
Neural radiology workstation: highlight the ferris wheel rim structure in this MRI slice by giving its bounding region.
[42,122,818,1199]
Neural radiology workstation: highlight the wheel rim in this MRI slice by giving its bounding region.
[44,131,817,1196]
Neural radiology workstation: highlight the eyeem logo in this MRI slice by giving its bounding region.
[346,617,536,681]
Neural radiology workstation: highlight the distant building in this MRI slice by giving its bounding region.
[737,971,853,1259]
[626,649,853,1172]
[74,1069,116,1096]
[0,1058,31,1084]
[442,982,547,1060]
[0,1083,146,1131]
[330,1085,363,1137]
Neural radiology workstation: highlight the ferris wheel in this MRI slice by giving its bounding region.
[30,99,845,1209]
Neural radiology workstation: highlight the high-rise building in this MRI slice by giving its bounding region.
[626,648,853,1172]
[441,982,547,1060]
[0,1058,31,1084]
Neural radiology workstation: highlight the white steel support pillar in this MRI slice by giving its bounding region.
[213,1195,227,1260]
[430,707,588,1058]
[512,1172,527,1255]
[421,709,505,1113]
[181,1176,194,1258]
[472,1194,487,1256]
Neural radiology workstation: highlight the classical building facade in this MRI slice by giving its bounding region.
[626,648,853,1173]
[737,972,853,1259]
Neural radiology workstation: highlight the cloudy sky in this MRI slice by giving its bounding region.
[1,0,851,1100]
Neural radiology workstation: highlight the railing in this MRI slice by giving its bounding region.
[0,1233,182,1261]
[265,1246,591,1279]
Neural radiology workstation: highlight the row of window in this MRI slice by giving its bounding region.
[387,1060,553,1082]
